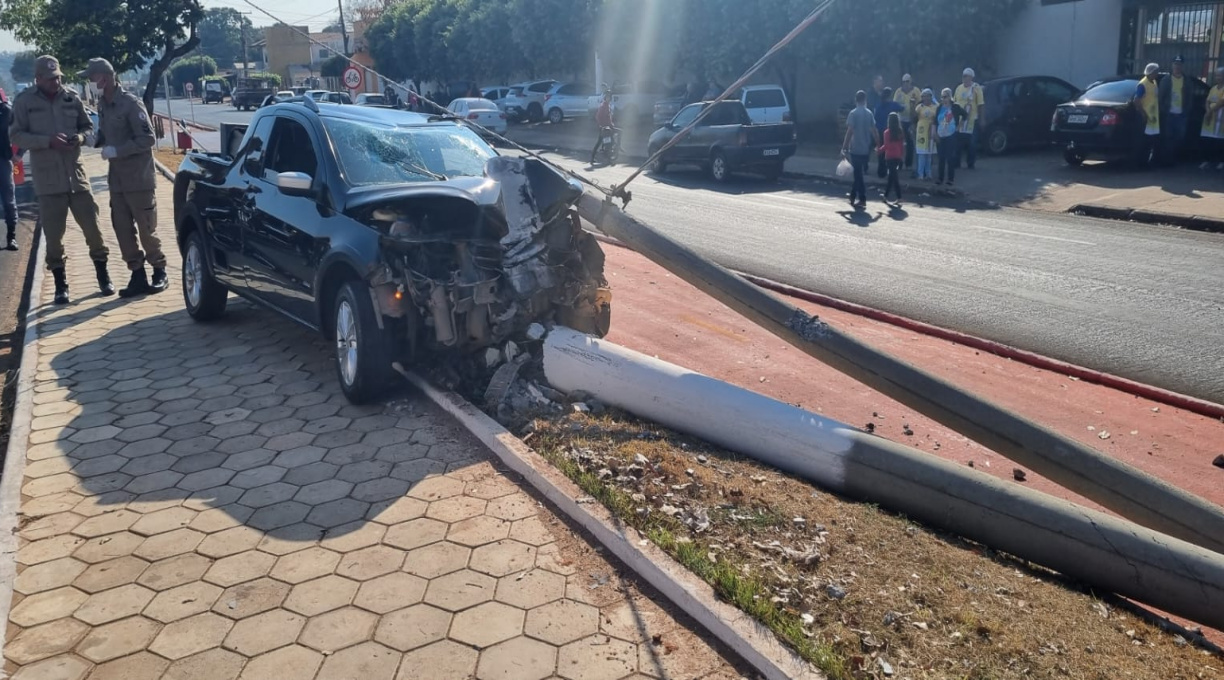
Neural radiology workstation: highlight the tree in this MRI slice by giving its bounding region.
[0,0,204,122]
[9,50,34,83]
[320,54,348,79]
[322,21,345,34]
[169,54,216,92]
[506,0,597,79]
[444,0,525,84]
[198,7,253,67]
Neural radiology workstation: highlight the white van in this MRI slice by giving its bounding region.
[740,85,791,124]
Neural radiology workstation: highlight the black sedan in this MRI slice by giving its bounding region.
[1052,74,1208,166]
[173,101,610,403]
[977,76,1080,155]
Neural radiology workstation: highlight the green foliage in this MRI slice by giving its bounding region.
[169,54,216,91]
[197,7,254,67]
[320,54,349,79]
[244,70,282,88]
[9,50,34,83]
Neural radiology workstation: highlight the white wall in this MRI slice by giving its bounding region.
[996,0,1123,90]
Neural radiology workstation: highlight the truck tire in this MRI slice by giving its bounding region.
[332,280,393,404]
[709,152,732,183]
[182,230,228,322]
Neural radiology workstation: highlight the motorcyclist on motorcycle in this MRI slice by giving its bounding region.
[590,89,619,165]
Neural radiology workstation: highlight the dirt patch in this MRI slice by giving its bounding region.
[153,147,187,176]
[524,409,1223,680]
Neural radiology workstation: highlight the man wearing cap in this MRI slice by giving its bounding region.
[894,74,921,171]
[80,57,166,297]
[10,55,114,304]
[1158,55,1189,165]
[1134,63,1162,168]
[954,67,985,169]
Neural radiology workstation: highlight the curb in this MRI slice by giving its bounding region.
[0,228,48,665]
[154,157,175,183]
[1070,203,1224,234]
[736,271,1224,421]
[397,367,824,680]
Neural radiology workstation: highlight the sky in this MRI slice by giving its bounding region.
[0,0,346,53]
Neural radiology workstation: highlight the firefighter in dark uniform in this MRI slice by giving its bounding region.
[80,57,167,297]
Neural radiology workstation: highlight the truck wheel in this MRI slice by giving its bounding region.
[987,128,1009,155]
[709,152,731,183]
[1063,147,1085,167]
[548,107,564,125]
[333,280,392,404]
[182,230,228,322]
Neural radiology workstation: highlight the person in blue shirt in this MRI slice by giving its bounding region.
[874,87,904,178]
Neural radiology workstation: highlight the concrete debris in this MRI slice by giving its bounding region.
[685,468,695,477]
[526,323,547,341]
[753,540,822,566]
[1098,430,1111,440]
[697,455,708,464]
[801,613,815,625]
[1213,455,1224,469]
[572,402,592,414]
[826,584,848,600]
[634,453,651,467]
[1092,602,1109,618]
[1013,468,1027,482]
[877,658,895,676]
[484,348,503,369]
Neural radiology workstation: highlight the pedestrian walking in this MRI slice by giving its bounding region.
[935,88,967,186]
[894,74,921,171]
[1133,63,1162,168]
[874,88,903,178]
[10,55,113,304]
[842,90,879,209]
[1159,55,1190,165]
[80,58,167,298]
[865,75,885,174]
[954,68,985,169]
[913,88,938,180]
[1202,67,1224,171]
[0,88,19,250]
[879,111,906,206]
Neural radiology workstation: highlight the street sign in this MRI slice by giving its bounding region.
[342,66,363,91]
[185,82,194,93]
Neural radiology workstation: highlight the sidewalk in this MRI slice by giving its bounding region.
[506,121,1224,227]
[1,154,746,679]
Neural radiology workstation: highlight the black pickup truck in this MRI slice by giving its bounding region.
[646,100,796,182]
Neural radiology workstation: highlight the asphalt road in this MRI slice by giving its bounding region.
[151,102,1224,403]
[153,97,253,130]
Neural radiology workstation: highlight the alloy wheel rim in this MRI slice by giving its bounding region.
[336,300,358,387]
[185,243,202,308]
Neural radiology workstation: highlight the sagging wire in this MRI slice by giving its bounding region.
[242,0,620,200]
[609,0,836,204]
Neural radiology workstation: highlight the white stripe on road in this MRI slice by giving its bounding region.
[968,225,1095,245]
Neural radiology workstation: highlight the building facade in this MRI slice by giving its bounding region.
[261,24,311,87]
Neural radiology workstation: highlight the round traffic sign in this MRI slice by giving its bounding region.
[185,82,194,92]
[342,66,363,91]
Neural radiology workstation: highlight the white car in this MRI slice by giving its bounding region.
[740,85,792,124]
[501,80,557,122]
[481,87,513,110]
[543,82,596,124]
[305,89,330,102]
[448,97,508,136]
[354,93,388,106]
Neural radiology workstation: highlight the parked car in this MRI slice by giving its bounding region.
[501,80,557,122]
[653,87,691,126]
[481,86,513,110]
[203,80,225,104]
[260,90,296,108]
[589,82,673,123]
[646,100,797,182]
[448,97,508,136]
[321,92,352,105]
[1052,73,1208,166]
[977,76,1079,155]
[544,82,596,124]
[305,90,330,102]
[354,93,387,106]
[740,85,791,124]
[173,103,610,403]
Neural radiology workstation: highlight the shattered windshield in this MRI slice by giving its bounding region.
[323,118,497,185]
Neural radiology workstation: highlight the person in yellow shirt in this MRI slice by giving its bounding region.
[1133,62,1161,168]
[1158,55,1189,166]
[1201,67,1224,171]
[913,89,938,180]
[893,74,922,171]
[954,67,985,169]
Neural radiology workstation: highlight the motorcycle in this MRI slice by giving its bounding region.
[594,126,621,165]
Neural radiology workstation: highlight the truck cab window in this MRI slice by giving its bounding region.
[265,118,319,180]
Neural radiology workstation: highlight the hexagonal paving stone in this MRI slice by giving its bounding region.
[72,555,149,592]
[470,540,537,578]
[19,534,83,567]
[466,477,519,500]
[239,644,323,680]
[305,498,370,529]
[525,600,600,646]
[366,496,429,525]
[257,522,325,555]
[535,544,579,577]
[7,654,91,680]
[383,518,448,551]
[130,507,198,536]
[239,482,298,508]
[270,546,340,584]
[76,616,161,663]
[293,478,353,505]
[74,583,155,624]
[222,609,306,656]
[448,516,511,548]
[406,476,465,501]
[299,606,377,652]
[335,545,404,581]
[84,651,170,680]
[599,599,678,644]
[390,459,447,483]
[212,577,290,619]
[190,505,255,534]
[374,603,452,652]
[73,532,145,564]
[134,528,206,561]
[147,611,234,660]
[125,470,185,495]
[230,465,286,490]
[353,572,427,614]
[143,580,223,623]
[203,550,276,587]
[9,586,88,627]
[72,509,141,538]
[164,648,246,680]
[4,618,89,665]
[487,494,539,521]
[176,468,237,492]
[284,575,360,616]
[137,553,211,591]
[423,569,497,612]
[19,511,85,542]
[476,636,558,680]
[510,517,557,547]
[402,541,471,579]
[426,496,487,523]
[315,641,400,679]
[451,602,525,649]
[556,635,638,680]
[350,477,411,503]
[496,569,566,610]
[248,501,311,531]
[197,526,262,558]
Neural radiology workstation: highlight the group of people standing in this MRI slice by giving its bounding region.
[1133,57,1224,170]
[842,67,986,209]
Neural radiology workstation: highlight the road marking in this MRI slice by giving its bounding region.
[970,225,1095,246]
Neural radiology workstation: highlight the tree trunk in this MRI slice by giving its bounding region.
[142,26,201,127]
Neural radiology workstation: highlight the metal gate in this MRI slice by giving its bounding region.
[1125,2,1224,77]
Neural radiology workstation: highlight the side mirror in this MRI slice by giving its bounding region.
[276,171,313,196]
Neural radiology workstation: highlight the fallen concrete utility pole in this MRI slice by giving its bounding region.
[575,194,1224,556]
[541,327,1224,631]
